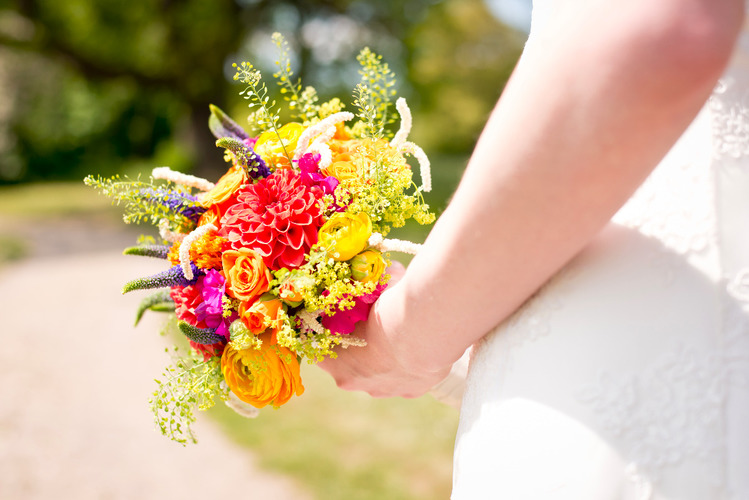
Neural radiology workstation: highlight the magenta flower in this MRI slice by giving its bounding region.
[298,152,340,198]
[195,269,230,339]
[321,284,386,335]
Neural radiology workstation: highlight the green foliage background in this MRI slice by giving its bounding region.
[0,1,523,498]
[0,0,523,186]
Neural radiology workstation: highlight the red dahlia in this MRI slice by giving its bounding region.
[219,169,325,270]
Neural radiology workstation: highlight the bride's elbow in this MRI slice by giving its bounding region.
[648,0,744,85]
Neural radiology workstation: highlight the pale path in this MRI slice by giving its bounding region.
[0,252,312,500]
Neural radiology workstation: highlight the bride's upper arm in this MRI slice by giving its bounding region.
[528,0,743,85]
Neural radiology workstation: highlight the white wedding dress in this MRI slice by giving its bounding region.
[452,3,749,499]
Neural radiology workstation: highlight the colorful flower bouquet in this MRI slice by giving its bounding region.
[85,34,434,444]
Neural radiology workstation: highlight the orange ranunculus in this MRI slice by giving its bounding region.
[167,240,181,266]
[254,122,304,170]
[199,164,247,209]
[222,248,271,302]
[239,297,283,335]
[350,250,386,283]
[168,227,225,270]
[332,121,352,141]
[190,231,226,270]
[221,332,305,408]
[198,205,221,228]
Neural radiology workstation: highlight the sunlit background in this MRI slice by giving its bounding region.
[0,1,529,499]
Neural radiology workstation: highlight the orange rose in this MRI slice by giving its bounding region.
[200,164,246,211]
[239,297,283,335]
[221,332,305,408]
[278,279,304,305]
[275,270,313,306]
[322,153,359,182]
[222,248,271,302]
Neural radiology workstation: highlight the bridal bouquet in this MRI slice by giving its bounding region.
[85,34,434,444]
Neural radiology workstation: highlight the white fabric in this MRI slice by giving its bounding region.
[452,4,749,499]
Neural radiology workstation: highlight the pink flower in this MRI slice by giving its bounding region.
[298,152,341,208]
[321,284,386,335]
[195,269,230,339]
[171,274,230,359]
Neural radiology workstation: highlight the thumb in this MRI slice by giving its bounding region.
[385,260,406,287]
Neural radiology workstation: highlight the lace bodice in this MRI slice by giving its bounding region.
[453,7,749,500]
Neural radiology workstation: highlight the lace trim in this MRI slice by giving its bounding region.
[491,264,581,354]
[612,149,715,256]
[577,342,737,488]
[709,77,749,160]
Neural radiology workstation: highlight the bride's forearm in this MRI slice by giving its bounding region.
[389,0,744,373]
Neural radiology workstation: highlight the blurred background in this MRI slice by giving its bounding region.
[0,0,528,498]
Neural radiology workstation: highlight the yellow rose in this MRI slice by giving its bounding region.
[350,250,386,283]
[318,212,372,262]
[199,164,246,209]
[221,332,305,409]
[222,248,271,302]
[254,122,304,170]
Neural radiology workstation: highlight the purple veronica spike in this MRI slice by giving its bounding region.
[138,188,207,222]
[215,137,270,179]
[208,104,250,142]
[123,244,171,259]
[122,263,203,294]
[177,321,225,346]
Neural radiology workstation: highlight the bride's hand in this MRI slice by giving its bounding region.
[318,262,452,398]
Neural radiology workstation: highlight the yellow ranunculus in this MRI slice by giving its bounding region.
[350,250,386,283]
[254,122,304,170]
[221,332,304,409]
[318,212,372,262]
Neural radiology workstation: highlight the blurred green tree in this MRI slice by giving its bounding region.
[0,0,522,185]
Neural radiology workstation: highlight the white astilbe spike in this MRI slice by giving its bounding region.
[728,268,749,302]
[178,223,217,280]
[305,125,337,168]
[307,142,333,169]
[390,97,412,149]
[369,232,422,255]
[311,125,337,148]
[159,219,186,244]
[152,166,215,192]
[294,112,354,160]
[225,390,260,418]
[297,309,326,335]
[400,141,432,192]
[337,336,367,348]
[368,232,384,248]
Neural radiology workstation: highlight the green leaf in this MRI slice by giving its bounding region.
[177,321,225,345]
[134,290,174,326]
